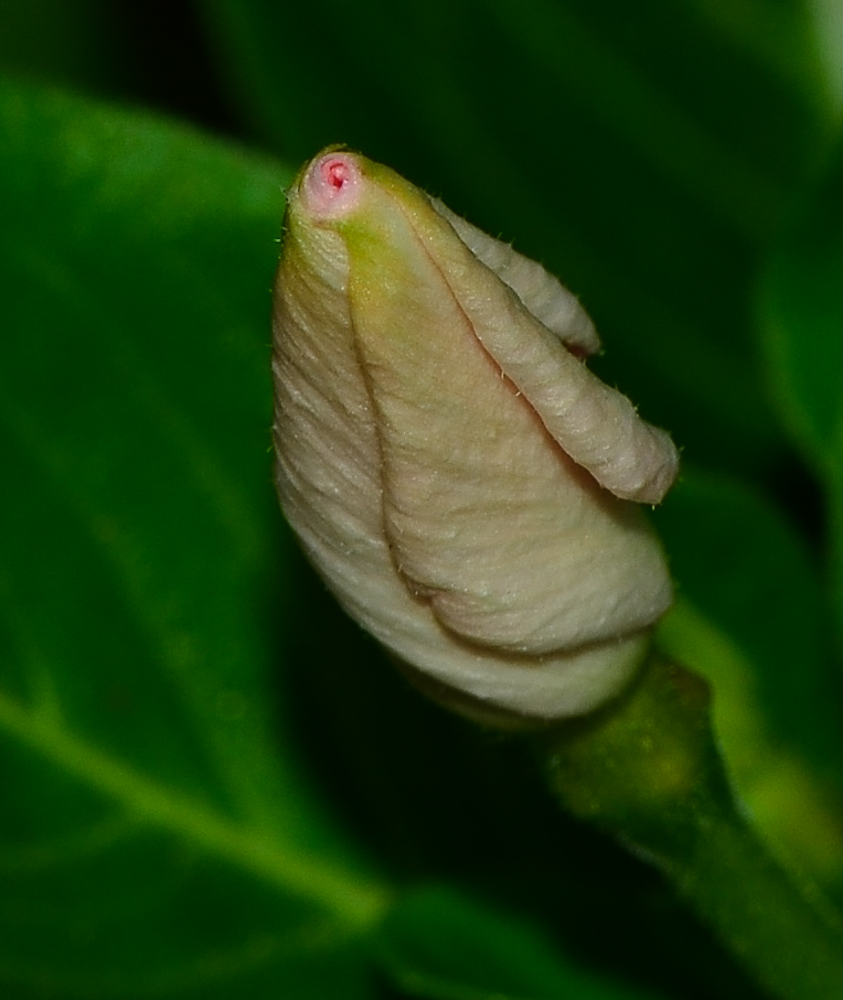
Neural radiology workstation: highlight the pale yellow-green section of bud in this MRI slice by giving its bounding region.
[273,149,678,721]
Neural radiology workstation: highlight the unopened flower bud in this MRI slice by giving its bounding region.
[272,148,678,722]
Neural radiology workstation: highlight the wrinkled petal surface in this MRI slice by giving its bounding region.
[273,149,678,720]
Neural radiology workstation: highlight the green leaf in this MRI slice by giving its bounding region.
[653,468,843,890]
[759,133,843,471]
[198,0,830,477]
[375,886,658,1000]
[0,0,119,94]
[0,77,388,998]
[758,131,843,643]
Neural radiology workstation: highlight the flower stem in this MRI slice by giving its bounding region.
[538,654,843,1000]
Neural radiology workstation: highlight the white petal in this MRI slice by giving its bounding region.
[404,196,679,504]
[344,183,673,658]
[430,197,601,357]
[273,150,678,722]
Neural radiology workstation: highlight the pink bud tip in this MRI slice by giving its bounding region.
[300,151,364,219]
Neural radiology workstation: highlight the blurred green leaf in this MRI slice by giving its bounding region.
[376,886,661,1000]
[0,77,389,998]
[198,0,830,478]
[654,469,835,758]
[653,468,843,889]
[0,0,117,93]
[758,130,843,642]
[760,133,843,471]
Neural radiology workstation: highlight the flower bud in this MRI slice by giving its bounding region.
[272,148,678,722]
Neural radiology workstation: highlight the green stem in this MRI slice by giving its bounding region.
[538,654,843,1000]
[675,802,843,999]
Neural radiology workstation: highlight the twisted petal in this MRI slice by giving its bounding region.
[273,149,678,720]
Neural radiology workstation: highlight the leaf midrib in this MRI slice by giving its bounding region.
[0,686,392,928]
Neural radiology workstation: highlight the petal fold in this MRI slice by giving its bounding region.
[272,148,679,721]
